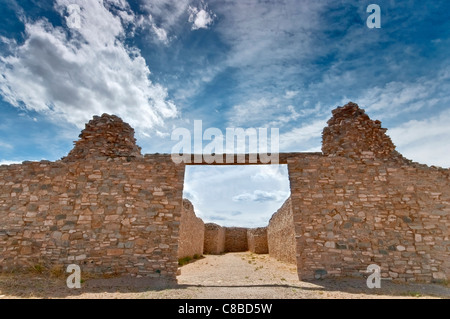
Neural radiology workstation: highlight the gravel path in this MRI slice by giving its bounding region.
[0,252,448,299]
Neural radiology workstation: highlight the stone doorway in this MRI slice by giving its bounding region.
[177,164,300,282]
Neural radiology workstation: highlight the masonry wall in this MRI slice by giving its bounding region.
[203,223,225,254]
[247,227,268,254]
[284,103,449,283]
[1,105,448,284]
[178,199,204,259]
[225,227,248,252]
[267,198,297,264]
[0,155,185,280]
[288,154,450,282]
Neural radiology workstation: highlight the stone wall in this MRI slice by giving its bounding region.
[178,199,204,259]
[64,113,142,161]
[0,156,185,279]
[322,102,400,160]
[288,154,450,282]
[247,227,268,254]
[287,103,449,282]
[0,103,448,283]
[203,223,225,254]
[267,198,297,264]
[225,227,248,252]
[0,115,185,280]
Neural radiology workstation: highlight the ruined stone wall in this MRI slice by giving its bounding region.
[288,154,449,282]
[287,103,449,282]
[203,223,225,254]
[0,156,185,279]
[322,102,400,160]
[267,198,296,264]
[224,227,248,252]
[247,227,268,254]
[64,113,142,161]
[178,199,204,259]
[0,114,186,280]
[0,105,448,284]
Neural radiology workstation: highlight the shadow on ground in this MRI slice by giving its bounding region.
[0,273,449,298]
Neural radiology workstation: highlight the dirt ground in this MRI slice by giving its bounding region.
[0,252,448,299]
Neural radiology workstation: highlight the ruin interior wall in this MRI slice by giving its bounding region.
[267,198,297,264]
[203,223,225,254]
[178,199,204,259]
[224,227,248,252]
[247,227,269,254]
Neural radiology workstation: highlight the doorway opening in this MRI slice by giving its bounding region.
[177,164,299,287]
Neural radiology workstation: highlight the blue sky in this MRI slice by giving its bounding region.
[1,0,449,227]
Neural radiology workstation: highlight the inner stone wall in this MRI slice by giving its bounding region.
[178,199,204,259]
[247,227,268,254]
[267,198,296,264]
[203,223,225,254]
[224,227,248,252]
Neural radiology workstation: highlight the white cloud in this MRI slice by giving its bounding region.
[214,1,324,74]
[388,109,450,168]
[0,0,177,134]
[232,190,288,203]
[0,141,13,149]
[188,5,216,30]
[344,68,450,120]
[251,165,289,183]
[279,118,327,151]
[141,14,171,44]
[152,23,169,44]
[0,160,21,165]
[227,97,301,128]
[285,90,299,99]
[140,0,191,32]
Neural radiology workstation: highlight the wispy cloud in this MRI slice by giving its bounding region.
[140,0,190,34]
[345,68,450,121]
[0,141,13,149]
[285,90,299,99]
[279,118,328,152]
[232,190,288,203]
[227,97,301,128]
[388,109,450,168]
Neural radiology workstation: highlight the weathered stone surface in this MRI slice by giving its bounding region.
[0,140,185,279]
[203,223,225,255]
[267,198,297,264]
[247,227,268,254]
[322,102,399,160]
[0,106,448,283]
[287,153,449,282]
[64,114,142,161]
[178,199,204,259]
[224,227,248,252]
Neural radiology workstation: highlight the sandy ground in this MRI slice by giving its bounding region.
[0,252,448,299]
